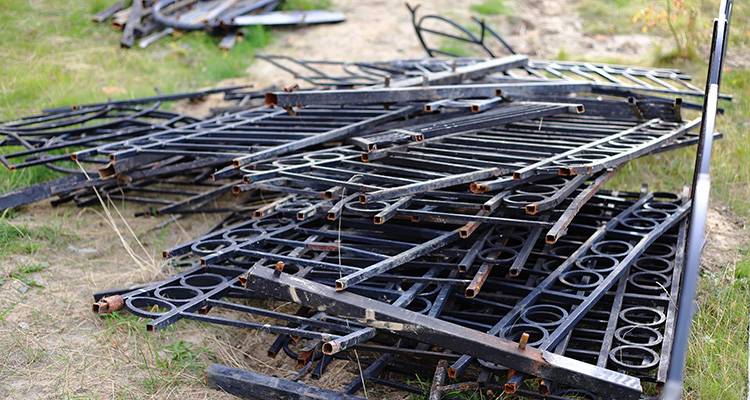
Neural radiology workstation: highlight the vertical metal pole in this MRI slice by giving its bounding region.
[662,1,732,399]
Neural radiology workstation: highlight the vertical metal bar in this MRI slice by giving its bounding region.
[663,2,731,398]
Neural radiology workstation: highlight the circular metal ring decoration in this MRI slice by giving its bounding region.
[591,240,633,258]
[628,271,672,292]
[644,243,676,258]
[503,323,549,347]
[520,304,569,328]
[644,201,679,212]
[154,286,204,305]
[575,254,619,273]
[223,228,264,241]
[633,209,671,221]
[253,218,292,231]
[620,217,658,232]
[271,157,311,168]
[558,270,603,290]
[191,239,235,256]
[478,246,519,266]
[344,200,390,214]
[516,184,558,196]
[503,193,547,208]
[614,325,664,347]
[633,256,673,274]
[609,345,660,370]
[619,306,666,327]
[125,296,176,318]
[180,273,228,290]
[302,152,347,162]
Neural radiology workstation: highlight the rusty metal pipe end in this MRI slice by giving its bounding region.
[93,295,124,314]
[322,341,338,355]
[264,93,278,106]
[469,182,485,193]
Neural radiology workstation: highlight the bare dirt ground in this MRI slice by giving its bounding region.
[0,1,747,399]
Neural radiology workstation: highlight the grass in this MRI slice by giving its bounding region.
[9,262,48,288]
[470,0,508,16]
[684,267,750,399]
[737,253,750,280]
[0,1,271,121]
[0,219,68,257]
[281,0,332,11]
[101,312,213,396]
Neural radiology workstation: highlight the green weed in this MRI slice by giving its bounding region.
[736,253,750,281]
[470,0,508,16]
[0,219,67,257]
[281,0,332,11]
[438,40,475,57]
[9,263,48,288]
[684,269,749,399]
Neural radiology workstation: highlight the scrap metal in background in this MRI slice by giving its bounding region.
[0,0,734,398]
[93,0,345,50]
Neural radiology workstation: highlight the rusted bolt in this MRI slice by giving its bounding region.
[274,261,285,275]
[518,332,529,350]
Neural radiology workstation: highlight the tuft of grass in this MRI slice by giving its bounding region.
[736,253,750,281]
[555,48,571,61]
[144,340,210,394]
[281,0,332,11]
[99,312,214,395]
[470,0,508,16]
[684,267,749,399]
[101,312,150,336]
[9,263,48,288]
[0,219,68,257]
[156,340,207,374]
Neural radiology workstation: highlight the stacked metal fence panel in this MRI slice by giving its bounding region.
[0,2,733,398]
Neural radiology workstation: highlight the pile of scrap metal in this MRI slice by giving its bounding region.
[93,0,345,49]
[0,1,733,399]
